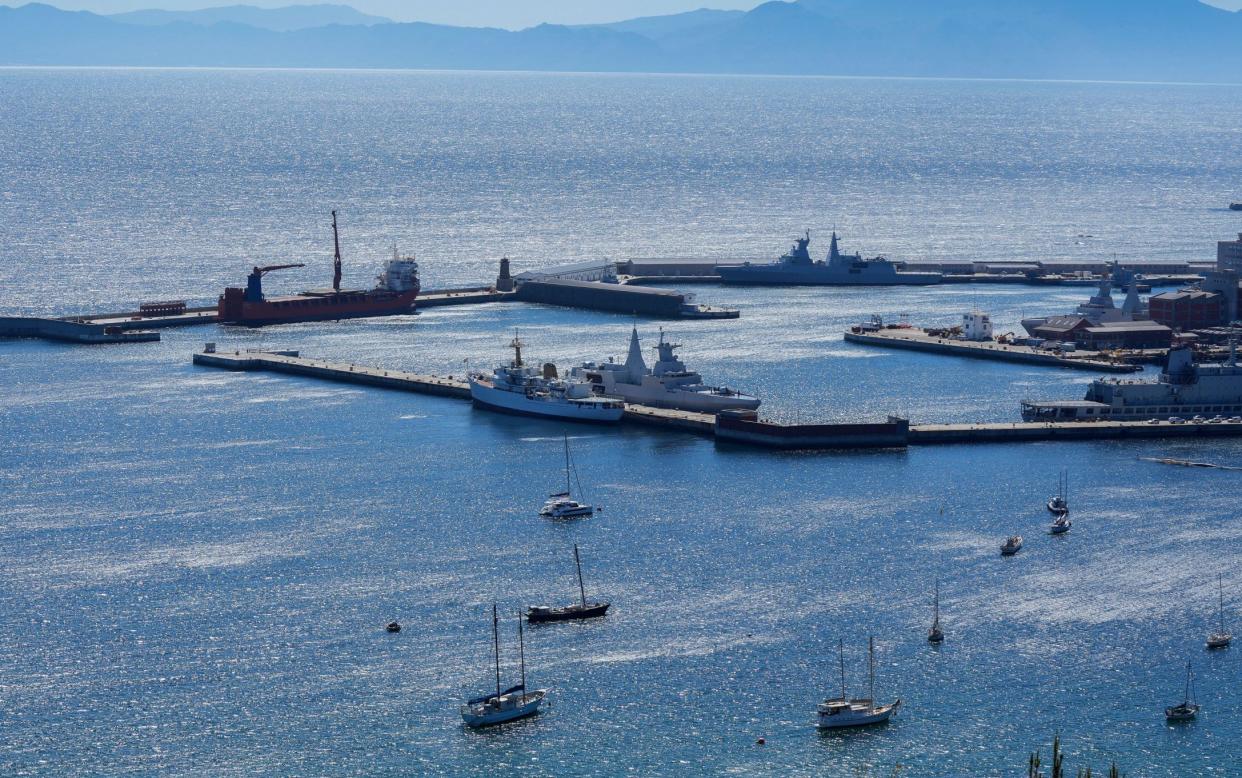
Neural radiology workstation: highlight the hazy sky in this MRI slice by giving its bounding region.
[45,1,761,27]
[31,0,1242,29]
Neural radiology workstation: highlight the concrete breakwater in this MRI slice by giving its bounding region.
[0,315,161,344]
[191,349,1242,448]
[843,328,1141,373]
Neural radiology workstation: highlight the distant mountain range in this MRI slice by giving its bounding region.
[2,1,1241,81]
[109,4,391,32]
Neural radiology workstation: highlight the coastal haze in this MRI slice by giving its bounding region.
[4,3,1242,777]
[4,1,1242,80]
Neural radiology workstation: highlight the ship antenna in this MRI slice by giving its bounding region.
[510,328,523,367]
[331,210,343,292]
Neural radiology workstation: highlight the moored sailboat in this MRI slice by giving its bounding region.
[527,544,610,623]
[539,434,595,519]
[927,581,945,644]
[461,604,548,728]
[1164,660,1200,722]
[1047,470,1069,515]
[1206,573,1232,650]
[816,637,901,730]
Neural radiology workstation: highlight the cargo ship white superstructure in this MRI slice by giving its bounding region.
[469,335,624,423]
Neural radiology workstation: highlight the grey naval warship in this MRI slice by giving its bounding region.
[717,231,941,286]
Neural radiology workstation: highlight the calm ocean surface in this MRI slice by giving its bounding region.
[3,69,1242,776]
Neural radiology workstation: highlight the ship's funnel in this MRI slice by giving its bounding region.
[543,362,559,379]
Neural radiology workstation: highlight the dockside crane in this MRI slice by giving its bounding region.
[245,263,305,302]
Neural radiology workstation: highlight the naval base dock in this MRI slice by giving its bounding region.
[843,325,1141,373]
[192,348,1242,449]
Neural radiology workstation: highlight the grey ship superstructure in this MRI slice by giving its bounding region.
[570,327,759,412]
[717,231,941,286]
[1022,345,1242,421]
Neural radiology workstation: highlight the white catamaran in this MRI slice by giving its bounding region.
[539,434,596,519]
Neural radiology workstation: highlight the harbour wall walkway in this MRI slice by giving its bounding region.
[192,350,1242,448]
[843,328,1140,373]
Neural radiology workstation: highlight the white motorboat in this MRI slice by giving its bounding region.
[1206,573,1232,650]
[469,333,624,423]
[817,637,901,730]
[927,581,945,644]
[461,604,548,729]
[539,434,595,519]
[1000,535,1023,556]
[1164,661,1200,722]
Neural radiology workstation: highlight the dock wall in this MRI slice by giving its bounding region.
[0,316,161,344]
[192,350,1242,449]
[843,330,1139,373]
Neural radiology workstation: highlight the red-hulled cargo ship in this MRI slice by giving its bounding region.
[218,211,420,327]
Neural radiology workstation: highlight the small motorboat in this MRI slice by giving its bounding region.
[1230,202,1242,211]
[1206,573,1232,650]
[816,637,901,730]
[385,621,402,633]
[1049,514,1072,535]
[1165,661,1200,722]
[526,544,610,624]
[1000,536,1023,556]
[927,581,945,644]
[461,605,548,729]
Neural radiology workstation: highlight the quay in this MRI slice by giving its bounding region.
[608,258,1209,287]
[0,315,161,344]
[909,420,1242,444]
[191,349,1242,449]
[843,327,1141,373]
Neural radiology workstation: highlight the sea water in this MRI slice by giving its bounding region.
[3,68,1242,775]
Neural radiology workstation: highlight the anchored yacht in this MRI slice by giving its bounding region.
[570,327,759,412]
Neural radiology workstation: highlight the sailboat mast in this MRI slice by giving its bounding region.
[574,544,587,608]
[934,581,940,626]
[518,610,527,695]
[869,636,876,708]
[492,603,501,699]
[1184,660,1192,704]
[838,638,846,700]
[564,434,572,497]
[1220,574,1227,633]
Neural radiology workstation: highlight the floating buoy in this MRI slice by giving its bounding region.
[386,622,401,633]
[756,737,766,746]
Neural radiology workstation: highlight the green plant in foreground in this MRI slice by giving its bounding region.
[1027,734,1123,778]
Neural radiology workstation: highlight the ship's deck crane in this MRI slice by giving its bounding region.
[246,263,305,302]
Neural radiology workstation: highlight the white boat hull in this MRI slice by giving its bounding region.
[461,690,547,728]
[816,699,900,729]
[469,379,624,423]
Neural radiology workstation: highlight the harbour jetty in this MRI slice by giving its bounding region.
[844,323,1141,373]
[0,315,161,344]
[191,349,1242,448]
